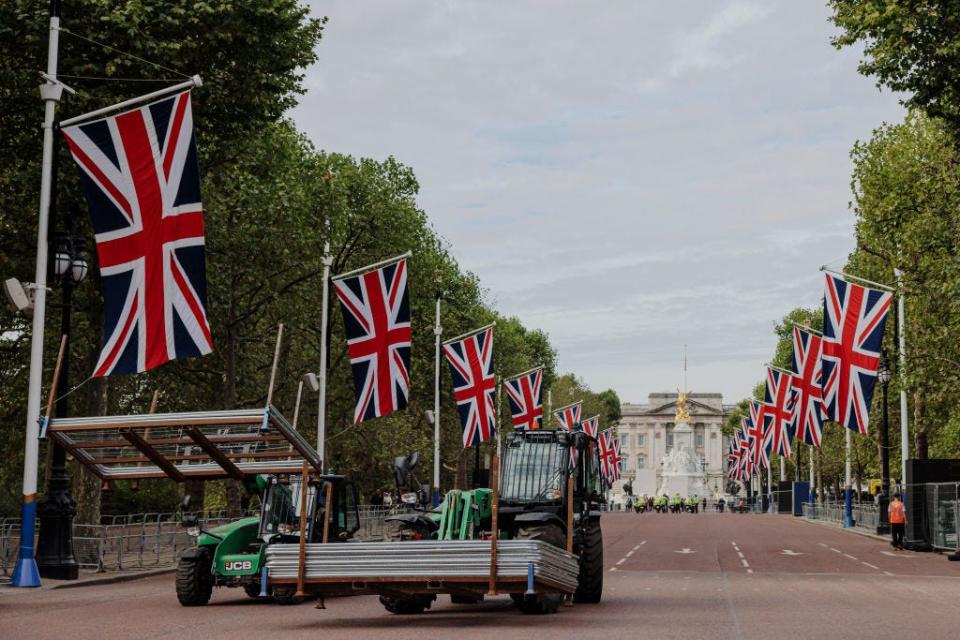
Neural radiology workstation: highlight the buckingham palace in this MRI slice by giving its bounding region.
[610,392,735,505]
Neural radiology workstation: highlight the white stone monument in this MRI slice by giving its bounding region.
[655,390,709,498]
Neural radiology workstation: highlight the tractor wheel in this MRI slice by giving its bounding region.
[272,585,304,605]
[379,593,436,614]
[574,520,603,603]
[512,523,565,614]
[176,547,213,607]
[243,582,262,599]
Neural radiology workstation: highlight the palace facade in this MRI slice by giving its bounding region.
[610,392,735,504]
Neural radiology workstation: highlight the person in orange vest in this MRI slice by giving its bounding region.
[888,492,906,550]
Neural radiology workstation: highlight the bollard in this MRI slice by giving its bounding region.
[525,561,535,595]
[259,565,268,597]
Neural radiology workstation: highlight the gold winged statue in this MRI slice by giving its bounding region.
[674,388,691,424]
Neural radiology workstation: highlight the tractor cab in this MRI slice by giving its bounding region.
[258,474,360,544]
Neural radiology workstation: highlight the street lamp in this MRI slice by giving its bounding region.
[877,351,893,534]
[36,223,88,579]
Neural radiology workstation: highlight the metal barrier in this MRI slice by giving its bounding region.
[1,507,398,576]
[920,482,959,550]
[801,501,880,532]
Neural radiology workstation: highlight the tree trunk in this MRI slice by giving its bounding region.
[913,393,928,459]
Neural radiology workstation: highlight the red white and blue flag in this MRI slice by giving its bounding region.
[790,326,826,447]
[503,367,543,430]
[764,367,797,459]
[821,273,893,435]
[332,255,412,424]
[554,401,582,431]
[598,430,622,482]
[746,400,772,471]
[581,415,600,438]
[443,325,496,447]
[62,90,212,376]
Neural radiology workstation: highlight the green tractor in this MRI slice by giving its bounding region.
[381,428,605,614]
[176,473,359,606]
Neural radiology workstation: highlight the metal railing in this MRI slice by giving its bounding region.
[918,482,959,551]
[1,506,399,576]
[802,501,881,532]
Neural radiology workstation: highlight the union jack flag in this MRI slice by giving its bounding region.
[738,423,754,477]
[332,256,411,424]
[503,367,543,430]
[790,326,825,447]
[581,415,600,438]
[554,401,582,431]
[746,400,772,471]
[443,325,496,447]
[62,91,212,376]
[821,273,893,434]
[726,434,741,480]
[764,367,797,458]
[598,430,622,482]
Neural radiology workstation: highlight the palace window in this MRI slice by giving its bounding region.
[666,433,674,447]
[696,432,704,448]
[637,434,645,447]
[637,455,646,469]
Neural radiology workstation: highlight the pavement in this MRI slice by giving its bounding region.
[2,512,958,640]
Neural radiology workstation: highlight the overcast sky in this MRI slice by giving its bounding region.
[292,1,903,405]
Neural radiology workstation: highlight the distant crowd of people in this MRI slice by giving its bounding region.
[624,494,752,514]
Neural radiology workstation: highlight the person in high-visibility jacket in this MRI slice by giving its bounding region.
[671,493,683,513]
[888,493,906,550]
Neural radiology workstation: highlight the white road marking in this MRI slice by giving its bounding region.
[737,551,745,559]
[862,562,880,570]
[616,558,626,566]
[884,571,895,576]
[609,567,617,572]
[781,549,804,556]
[881,551,914,558]
[675,548,696,554]
[626,550,635,557]
[740,559,750,568]
[843,554,858,561]
[829,547,842,554]
[746,569,754,574]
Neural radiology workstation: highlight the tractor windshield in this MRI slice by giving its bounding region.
[258,477,315,540]
[499,433,567,503]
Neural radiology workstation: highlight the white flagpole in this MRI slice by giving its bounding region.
[316,240,332,472]
[14,0,64,588]
[844,428,853,527]
[894,268,909,492]
[809,445,815,505]
[780,456,786,482]
[767,462,773,513]
[59,75,202,128]
[432,290,442,503]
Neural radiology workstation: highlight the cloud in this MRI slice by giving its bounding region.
[293,0,903,403]
[666,1,772,79]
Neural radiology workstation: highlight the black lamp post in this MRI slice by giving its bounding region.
[876,351,892,535]
[36,221,88,580]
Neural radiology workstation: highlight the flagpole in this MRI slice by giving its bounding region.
[767,462,773,513]
[808,445,815,507]
[894,268,909,493]
[14,0,64,588]
[59,75,202,128]
[432,287,442,506]
[317,240,332,472]
[844,428,853,527]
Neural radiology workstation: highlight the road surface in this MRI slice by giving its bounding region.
[3,512,958,639]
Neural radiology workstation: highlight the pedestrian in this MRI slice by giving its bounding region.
[888,492,906,550]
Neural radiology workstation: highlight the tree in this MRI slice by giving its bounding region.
[830,1,960,136]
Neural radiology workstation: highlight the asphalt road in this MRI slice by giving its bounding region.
[3,512,959,640]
